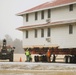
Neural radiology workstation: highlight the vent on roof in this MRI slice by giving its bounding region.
[46,18,51,23]
[46,38,51,42]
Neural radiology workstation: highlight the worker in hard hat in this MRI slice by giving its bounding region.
[25,49,30,62]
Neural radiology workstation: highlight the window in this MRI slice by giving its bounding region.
[47,28,51,37]
[26,30,28,38]
[26,14,28,22]
[35,29,37,38]
[41,29,44,37]
[35,12,38,20]
[69,4,73,11]
[41,10,44,19]
[48,9,51,18]
[69,25,73,34]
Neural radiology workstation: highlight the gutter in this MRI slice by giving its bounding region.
[17,19,76,31]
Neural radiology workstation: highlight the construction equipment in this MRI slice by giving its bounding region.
[0,39,14,62]
[25,47,76,63]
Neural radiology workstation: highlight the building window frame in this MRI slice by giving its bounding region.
[69,4,73,11]
[35,29,37,38]
[47,28,51,37]
[41,10,44,19]
[26,14,28,22]
[69,25,73,34]
[41,29,44,37]
[35,12,38,20]
[48,9,51,18]
[26,30,28,38]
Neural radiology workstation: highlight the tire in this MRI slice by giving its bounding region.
[65,56,68,63]
[9,54,13,62]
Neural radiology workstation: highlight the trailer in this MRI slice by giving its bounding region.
[24,46,76,63]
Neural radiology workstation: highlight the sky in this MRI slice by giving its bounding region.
[0,0,52,40]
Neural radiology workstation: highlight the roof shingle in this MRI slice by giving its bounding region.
[17,0,76,15]
[17,19,76,30]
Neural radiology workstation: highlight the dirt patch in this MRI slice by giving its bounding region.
[0,70,76,75]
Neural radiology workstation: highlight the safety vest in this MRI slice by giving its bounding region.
[25,51,30,56]
[47,51,51,57]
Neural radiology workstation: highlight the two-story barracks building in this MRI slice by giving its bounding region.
[17,0,76,50]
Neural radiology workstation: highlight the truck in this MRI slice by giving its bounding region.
[0,39,14,62]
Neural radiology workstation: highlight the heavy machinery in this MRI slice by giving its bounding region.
[0,39,14,62]
[25,47,76,63]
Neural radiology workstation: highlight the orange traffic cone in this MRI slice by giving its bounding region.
[20,57,22,62]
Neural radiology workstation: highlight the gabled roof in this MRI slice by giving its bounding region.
[17,19,76,31]
[17,0,76,16]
